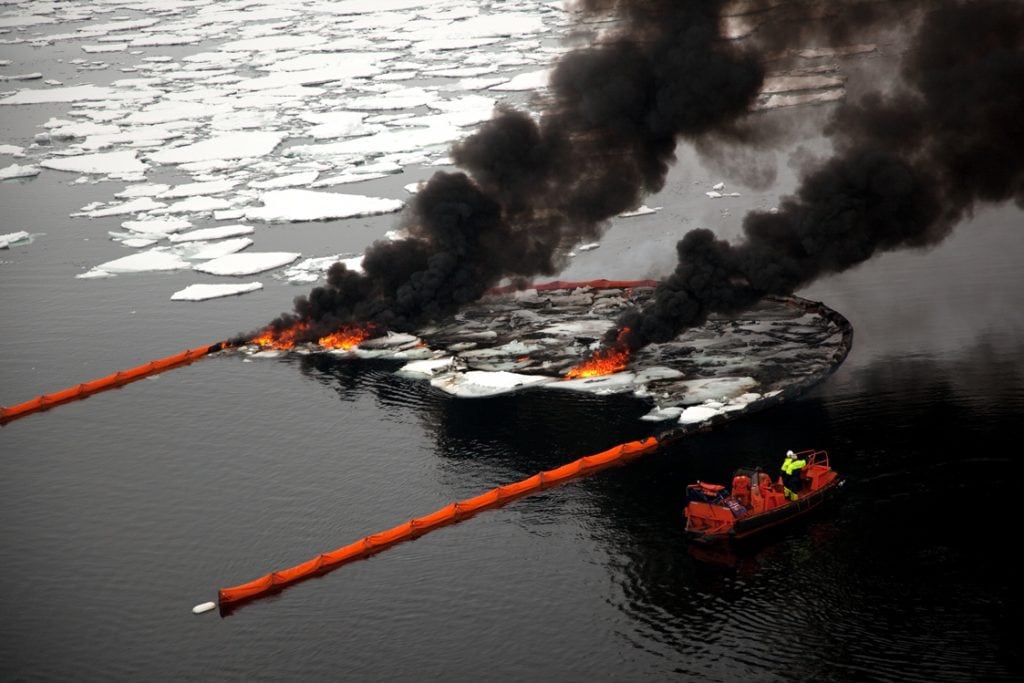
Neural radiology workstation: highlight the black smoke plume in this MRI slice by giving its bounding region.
[618,0,1024,348]
[262,0,1023,355]
[265,0,764,339]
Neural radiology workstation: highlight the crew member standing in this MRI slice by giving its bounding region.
[780,449,807,501]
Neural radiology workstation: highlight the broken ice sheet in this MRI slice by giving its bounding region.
[245,189,403,222]
[281,254,364,283]
[0,231,31,249]
[168,224,254,243]
[148,132,284,164]
[193,251,300,276]
[430,370,556,398]
[678,405,722,425]
[0,164,40,180]
[173,237,253,261]
[41,150,147,176]
[80,249,191,277]
[545,372,638,395]
[121,217,192,237]
[170,282,262,301]
[617,205,661,218]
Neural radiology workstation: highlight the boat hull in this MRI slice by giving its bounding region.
[686,476,844,544]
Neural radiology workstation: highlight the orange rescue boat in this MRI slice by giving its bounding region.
[683,449,843,543]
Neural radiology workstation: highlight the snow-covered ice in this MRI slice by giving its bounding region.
[175,237,253,261]
[245,189,403,223]
[84,249,191,276]
[149,132,283,164]
[618,205,661,218]
[171,282,262,301]
[193,252,300,276]
[169,224,254,243]
[0,231,31,249]
[430,370,556,398]
[41,150,146,176]
[0,164,40,180]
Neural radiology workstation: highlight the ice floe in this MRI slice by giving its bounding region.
[430,370,555,398]
[193,251,300,276]
[281,254,364,283]
[149,132,284,164]
[168,224,254,243]
[245,189,404,223]
[83,249,191,277]
[0,163,40,179]
[618,205,661,218]
[41,150,146,176]
[171,282,262,301]
[174,237,253,261]
[0,231,31,249]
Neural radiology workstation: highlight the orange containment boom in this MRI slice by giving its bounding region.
[216,436,661,609]
[0,340,233,424]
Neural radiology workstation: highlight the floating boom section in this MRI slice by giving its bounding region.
[0,341,233,424]
[217,436,661,608]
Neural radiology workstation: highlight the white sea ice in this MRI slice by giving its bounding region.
[679,405,722,425]
[116,183,170,198]
[640,406,685,422]
[430,370,555,398]
[0,84,152,105]
[0,163,40,179]
[396,357,457,378]
[157,179,237,199]
[281,254,363,282]
[118,237,158,248]
[82,43,128,53]
[193,251,300,276]
[169,224,254,243]
[148,132,284,164]
[122,217,191,236]
[90,249,191,275]
[489,69,550,91]
[289,124,460,157]
[0,231,31,249]
[0,14,56,28]
[171,282,262,301]
[311,171,391,187]
[78,196,167,218]
[245,189,404,223]
[618,205,661,217]
[174,237,253,261]
[547,372,638,395]
[677,377,759,405]
[249,171,319,190]
[0,144,24,155]
[152,195,233,214]
[41,150,146,175]
[301,111,377,140]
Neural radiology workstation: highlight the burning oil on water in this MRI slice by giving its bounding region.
[242,281,852,429]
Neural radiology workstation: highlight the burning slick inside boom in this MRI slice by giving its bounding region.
[238,280,852,429]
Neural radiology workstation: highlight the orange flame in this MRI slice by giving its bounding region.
[565,327,633,379]
[317,323,376,350]
[250,321,311,350]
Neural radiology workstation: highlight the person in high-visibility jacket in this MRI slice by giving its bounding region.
[780,449,807,501]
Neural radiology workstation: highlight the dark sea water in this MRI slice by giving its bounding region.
[2,162,1022,681]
